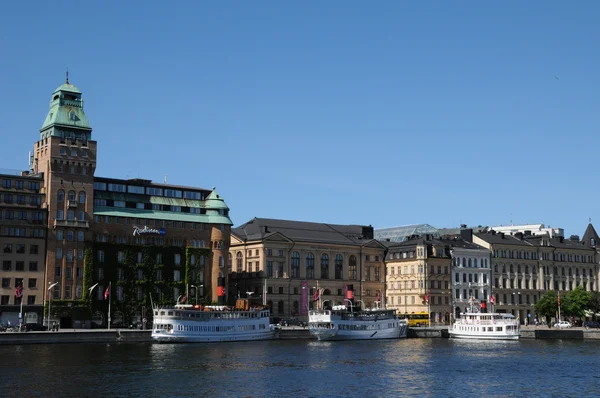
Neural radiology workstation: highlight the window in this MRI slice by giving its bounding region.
[291,251,300,278]
[29,261,38,272]
[306,253,315,279]
[108,183,126,192]
[236,252,243,273]
[127,185,145,194]
[16,244,25,254]
[56,248,63,259]
[97,250,105,262]
[68,191,76,201]
[16,261,24,271]
[320,254,329,279]
[2,278,10,288]
[174,270,181,282]
[3,244,12,253]
[118,251,125,264]
[67,231,74,241]
[57,190,64,202]
[267,261,273,277]
[219,256,224,268]
[335,254,343,279]
[349,255,357,280]
[174,254,181,266]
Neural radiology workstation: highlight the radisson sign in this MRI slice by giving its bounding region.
[133,225,166,237]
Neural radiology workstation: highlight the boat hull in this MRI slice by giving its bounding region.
[152,329,279,343]
[312,325,407,341]
[449,330,520,340]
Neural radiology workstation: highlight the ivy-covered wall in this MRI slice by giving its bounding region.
[86,242,212,326]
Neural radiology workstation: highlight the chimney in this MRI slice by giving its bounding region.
[362,225,374,240]
[559,236,564,243]
[524,230,532,236]
[515,232,524,240]
[264,226,269,234]
[460,228,473,243]
[491,230,496,235]
[499,232,505,239]
[570,235,579,242]
[460,224,467,229]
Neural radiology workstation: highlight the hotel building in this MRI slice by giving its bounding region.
[27,78,232,327]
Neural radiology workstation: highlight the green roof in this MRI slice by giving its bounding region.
[204,188,229,210]
[54,83,81,94]
[93,206,233,225]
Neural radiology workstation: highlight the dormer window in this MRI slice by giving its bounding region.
[592,238,596,246]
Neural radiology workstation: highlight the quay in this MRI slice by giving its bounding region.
[1,325,599,345]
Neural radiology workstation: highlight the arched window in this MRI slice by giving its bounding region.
[199,240,205,248]
[320,254,329,279]
[518,265,521,273]
[525,265,529,274]
[468,258,472,267]
[291,251,300,278]
[510,264,514,273]
[199,256,205,268]
[306,253,314,279]
[78,191,86,204]
[267,300,273,311]
[77,231,84,241]
[218,256,224,268]
[236,252,243,273]
[335,254,343,279]
[57,190,64,202]
[349,255,357,280]
[68,190,76,201]
[462,258,466,267]
[278,300,284,314]
[292,300,299,317]
[474,258,478,267]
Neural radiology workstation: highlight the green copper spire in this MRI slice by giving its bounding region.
[40,75,92,139]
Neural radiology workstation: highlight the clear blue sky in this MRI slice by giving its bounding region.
[1,1,598,236]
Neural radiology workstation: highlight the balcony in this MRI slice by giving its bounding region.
[53,219,89,229]
[67,200,78,208]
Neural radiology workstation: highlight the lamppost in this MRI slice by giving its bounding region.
[47,282,59,330]
[191,285,203,305]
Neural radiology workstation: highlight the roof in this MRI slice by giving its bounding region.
[437,225,489,237]
[204,188,229,210]
[232,218,378,246]
[438,238,487,251]
[93,206,232,225]
[54,82,81,94]
[525,235,592,250]
[374,224,439,243]
[582,223,600,248]
[474,231,533,247]
[95,176,210,193]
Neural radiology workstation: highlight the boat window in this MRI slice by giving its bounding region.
[167,311,173,316]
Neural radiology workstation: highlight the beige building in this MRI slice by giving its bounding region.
[0,171,47,326]
[385,235,453,324]
[229,218,386,319]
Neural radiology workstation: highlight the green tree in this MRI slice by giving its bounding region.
[589,291,600,320]
[565,286,590,319]
[534,291,558,324]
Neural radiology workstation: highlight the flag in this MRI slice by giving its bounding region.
[376,291,381,302]
[15,284,23,299]
[424,292,429,304]
[490,295,495,305]
[558,294,561,306]
[181,294,187,304]
[312,289,320,302]
[104,286,110,300]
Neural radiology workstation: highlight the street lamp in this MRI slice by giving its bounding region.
[47,282,59,330]
[191,285,203,305]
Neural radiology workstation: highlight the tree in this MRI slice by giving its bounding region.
[565,286,591,319]
[534,291,558,323]
[589,292,600,320]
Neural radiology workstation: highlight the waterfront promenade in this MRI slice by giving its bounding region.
[1,324,599,344]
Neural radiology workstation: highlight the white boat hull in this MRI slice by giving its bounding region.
[449,330,519,340]
[152,329,279,343]
[312,324,407,341]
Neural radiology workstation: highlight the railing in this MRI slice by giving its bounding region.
[60,99,82,108]
[67,200,78,208]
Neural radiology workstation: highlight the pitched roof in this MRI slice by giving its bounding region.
[474,231,533,246]
[232,218,377,246]
[582,223,600,248]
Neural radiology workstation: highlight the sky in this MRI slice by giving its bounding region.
[0,1,598,237]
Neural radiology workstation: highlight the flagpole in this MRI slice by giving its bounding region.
[108,282,112,330]
[19,289,24,332]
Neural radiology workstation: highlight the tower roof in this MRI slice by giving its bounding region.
[53,82,81,94]
[204,187,229,210]
[582,223,600,248]
[40,79,91,133]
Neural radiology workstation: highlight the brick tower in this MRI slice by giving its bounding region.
[33,75,96,324]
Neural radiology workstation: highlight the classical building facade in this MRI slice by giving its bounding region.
[229,218,386,319]
[385,235,452,324]
[22,78,232,327]
[0,171,47,325]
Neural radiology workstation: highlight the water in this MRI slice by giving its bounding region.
[1,339,598,397]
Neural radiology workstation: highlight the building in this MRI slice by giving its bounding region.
[375,224,439,243]
[27,77,232,328]
[229,218,386,319]
[0,171,47,326]
[491,223,564,238]
[385,235,452,324]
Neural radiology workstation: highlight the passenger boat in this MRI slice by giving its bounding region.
[449,312,520,340]
[151,298,279,343]
[308,305,408,341]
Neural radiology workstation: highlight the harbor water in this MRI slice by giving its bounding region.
[1,339,598,397]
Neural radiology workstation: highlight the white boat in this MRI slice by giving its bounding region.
[308,305,408,341]
[449,312,520,340]
[151,299,279,343]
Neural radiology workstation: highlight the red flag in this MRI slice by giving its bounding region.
[376,291,381,302]
[104,286,110,300]
[312,289,320,302]
[15,284,23,298]
[490,295,495,305]
[181,294,187,304]
[558,294,561,306]
[424,292,429,304]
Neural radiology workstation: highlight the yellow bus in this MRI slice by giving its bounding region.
[403,312,430,327]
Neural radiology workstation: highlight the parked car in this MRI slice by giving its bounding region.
[23,323,47,332]
[553,321,572,328]
[583,321,600,329]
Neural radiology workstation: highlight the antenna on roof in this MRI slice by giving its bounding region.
[66,68,69,84]
[164,174,167,183]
